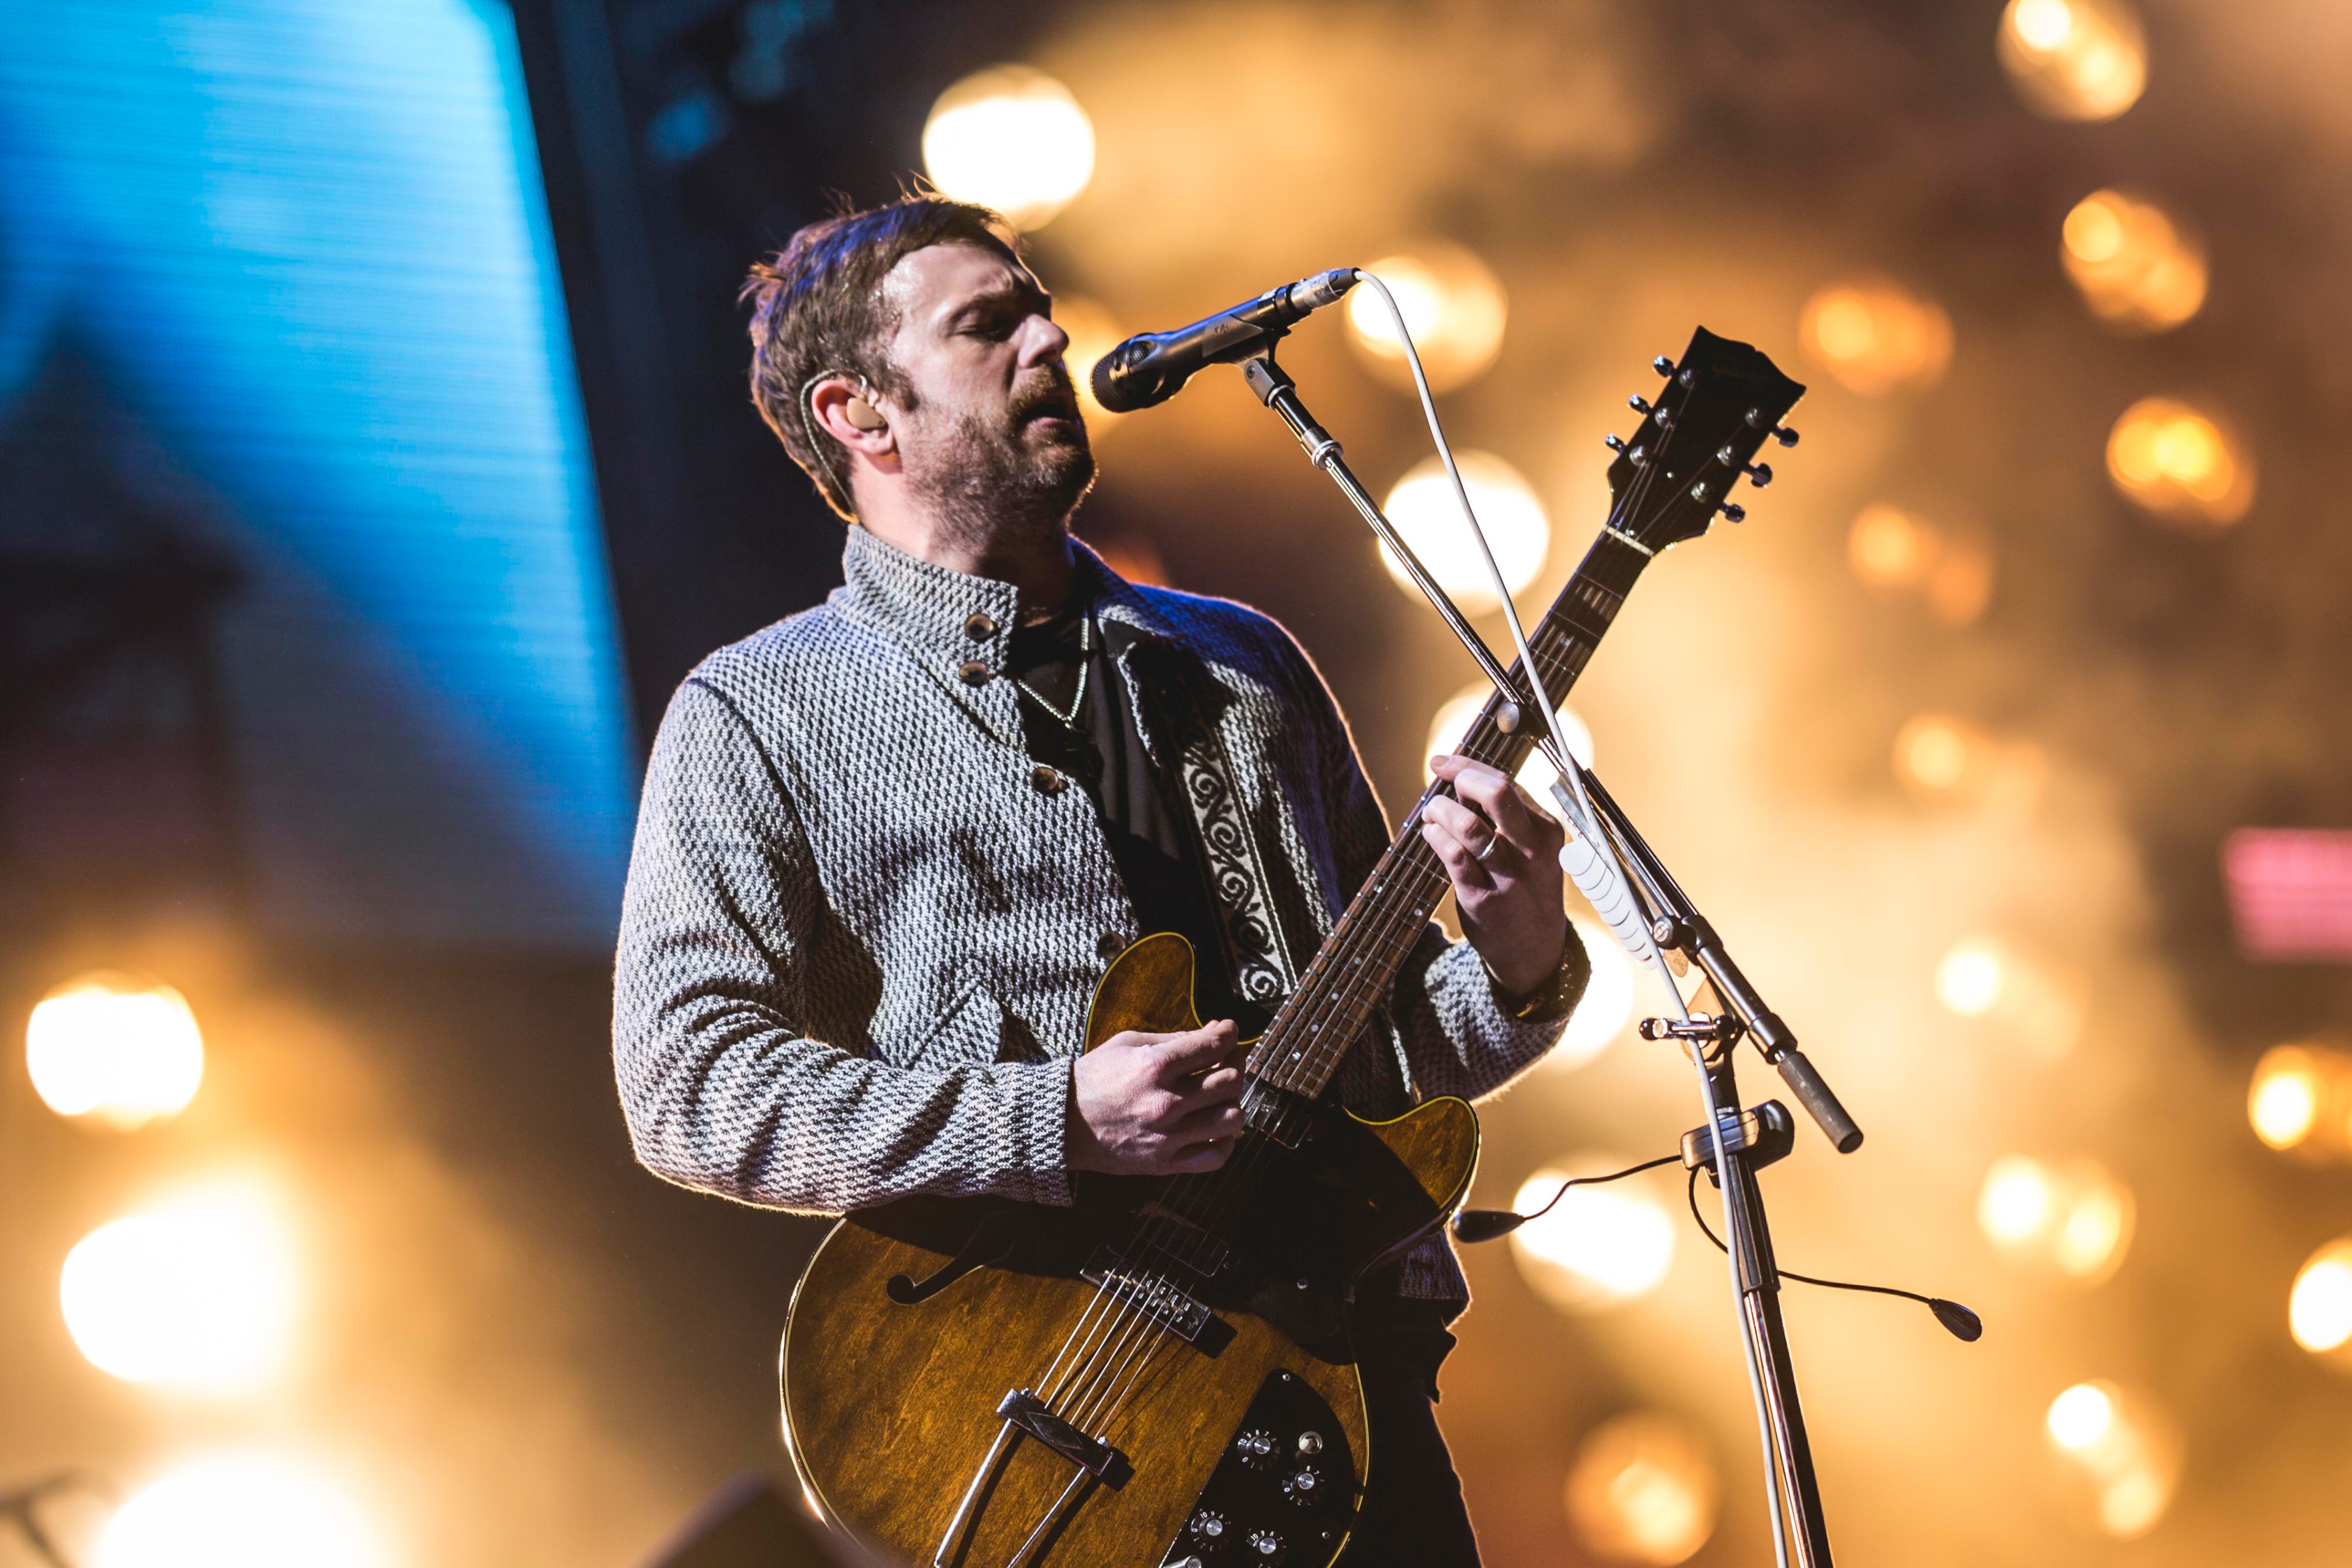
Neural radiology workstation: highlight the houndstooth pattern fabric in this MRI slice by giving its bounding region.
[611,526,1586,1303]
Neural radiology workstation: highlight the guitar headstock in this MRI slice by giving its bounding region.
[1603,327,1806,554]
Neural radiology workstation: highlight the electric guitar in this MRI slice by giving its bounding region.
[780,330,1805,1567]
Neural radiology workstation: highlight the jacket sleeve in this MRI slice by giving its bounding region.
[611,677,1074,1215]
[1269,630,1590,1104]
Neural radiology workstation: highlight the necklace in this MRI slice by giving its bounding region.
[1006,612,1093,729]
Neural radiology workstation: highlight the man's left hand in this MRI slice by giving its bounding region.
[1423,753,1569,1000]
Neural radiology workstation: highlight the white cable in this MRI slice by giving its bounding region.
[1351,271,1795,1568]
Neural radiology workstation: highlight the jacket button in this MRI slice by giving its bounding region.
[1096,931,1126,960]
[957,658,990,686]
[1031,764,1068,795]
[963,611,1000,641]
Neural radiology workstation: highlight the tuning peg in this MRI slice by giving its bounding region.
[1743,462,1773,488]
[1771,425,1800,448]
[1604,433,1626,452]
[1628,394,1654,416]
[1651,355,1675,376]
[1721,503,1747,524]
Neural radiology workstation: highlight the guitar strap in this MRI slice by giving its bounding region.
[1145,651,1301,1014]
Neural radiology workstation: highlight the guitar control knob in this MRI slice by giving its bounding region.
[1235,1428,1277,1469]
[1189,1509,1228,1542]
[1246,1529,1286,1562]
[1283,1466,1326,1506]
[1296,1430,1324,1456]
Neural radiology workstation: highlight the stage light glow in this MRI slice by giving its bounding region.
[1977,1156,2134,1282]
[26,973,205,1129]
[1346,243,1509,393]
[1935,938,2007,1017]
[60,1183,300,1392]
[2043,1380,2179,1538]
[1379,452,1550,615]
[1798,280,1952,396]
[2248,1043,2352,1156]
[1549,916,1635,1071]
[921,66,1095,230]
[1848,507,1996,625]
[1511,1159,1676,1311]
[2062,190,2206,333]
[1562,1412,1717,1566]
[1895,716,2045,811]
[1999,0,2146,123]
[2288,1240,2352,1355]
[1053,295,1125,431]
[1848,504,1937,589]
[96,1452,390,1568]
[1936,935,2082,1055]
[2106,397,2254,529]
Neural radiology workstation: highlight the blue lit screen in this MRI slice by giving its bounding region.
[0,0,636,947]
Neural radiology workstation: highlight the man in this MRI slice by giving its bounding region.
[612,196,1589,1566]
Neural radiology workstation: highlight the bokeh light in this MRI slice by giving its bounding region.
[1799,279,1953,395]
[920,66,1095,230]
[1998,0,2147,123]
[60,1183,300,1393]
[1847,505,1996,625]
[2062,190,2206,333]
[1548,916,1636,1071]
[2106,396,2255,529]
[1562,1412,1717,1565]
[2043,1380,2180,1537]
[2289,1239,2352,1359]
[1053,295,1125,431]
[1424,679,1594,807]
[1978,1155,2135,1283]
[1379,451,1550,614]
[1346,242,1509,393]
[97,1452,391,1568]
[1893,714,2045,811]
[1510,1158,1676,1311]
[2249,1043,2352,1156]
[1934,935,2084,1057]
[26,973,205,1129]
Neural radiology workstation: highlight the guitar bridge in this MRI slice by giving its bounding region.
[1080,1255,1235,1356]
[997,1390,1132,1488]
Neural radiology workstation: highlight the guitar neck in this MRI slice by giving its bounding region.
[1246,529,1652,1099]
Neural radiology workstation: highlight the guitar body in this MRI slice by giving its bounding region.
[782,935,1480,1567]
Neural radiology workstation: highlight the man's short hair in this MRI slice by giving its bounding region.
[742,195,1023,521]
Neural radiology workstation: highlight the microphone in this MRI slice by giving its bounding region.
[1090,268,1359,414]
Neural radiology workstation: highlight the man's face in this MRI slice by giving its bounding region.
[875,241,1093,545]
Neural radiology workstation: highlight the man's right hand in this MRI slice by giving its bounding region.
[1068,1020,1248,1176]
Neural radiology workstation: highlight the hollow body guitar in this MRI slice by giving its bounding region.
[779,330,1804,1567]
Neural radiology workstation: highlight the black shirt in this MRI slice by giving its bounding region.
[1005,600,1251,1030]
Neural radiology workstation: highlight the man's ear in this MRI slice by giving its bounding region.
[809,375,897,459]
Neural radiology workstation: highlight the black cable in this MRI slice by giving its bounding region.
[1450,1152,1684,1243]
[1684,1169,1982,1341]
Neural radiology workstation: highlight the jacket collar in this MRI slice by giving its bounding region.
[834,524,1179,677]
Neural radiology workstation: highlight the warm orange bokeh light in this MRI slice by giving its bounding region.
[1564,1412,1718,1565]
[1893,714,2045,810]
[2106,397,2254,527]
[2062,190,2206,333]
[2248,1042,2352,1158]
[26,973,205,1129]
[1978,1155,2135,1283]
[2044,1379,2180,1537]
[1848,505,1996,625]
[1800,281,1952,395]
[1999,0,2147,123]
[1347,241,1509,393]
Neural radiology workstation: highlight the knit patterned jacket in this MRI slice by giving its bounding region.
[611,526,1586,1302]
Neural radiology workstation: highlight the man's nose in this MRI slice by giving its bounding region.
[1019,312,1071,366]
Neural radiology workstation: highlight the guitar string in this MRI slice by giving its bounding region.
[1065,1273,1179,1430]
[1032,431,1681,1430]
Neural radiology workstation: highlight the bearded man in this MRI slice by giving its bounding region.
[611,196,1589,1567]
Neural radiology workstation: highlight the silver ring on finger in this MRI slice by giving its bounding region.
[1474,834,1502,864]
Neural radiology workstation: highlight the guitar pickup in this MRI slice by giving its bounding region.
[1082,1256,1235,1357]
[997,1390,1133,1488]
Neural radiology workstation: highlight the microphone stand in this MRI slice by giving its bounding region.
[1239,347,1855,1568]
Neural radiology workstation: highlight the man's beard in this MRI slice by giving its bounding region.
[902,369,1096,554]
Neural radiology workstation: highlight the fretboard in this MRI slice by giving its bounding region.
[1245,529,1651,1098]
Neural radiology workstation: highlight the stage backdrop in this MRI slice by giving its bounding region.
[0,0,636,947]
